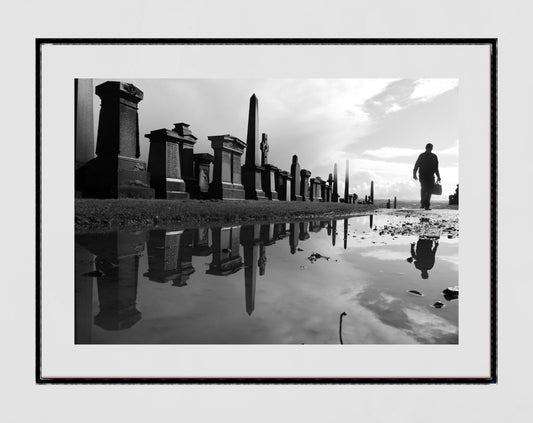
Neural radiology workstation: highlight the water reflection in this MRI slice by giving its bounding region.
[75,214,459,344]
[409,238,439,279]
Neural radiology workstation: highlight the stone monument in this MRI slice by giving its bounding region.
[300,169,311,201]
[172,123,198,196]
[145,125,191,199]
[242,94,267,200]
[260,133,279,200]
[290,155,303,201]
[370,180,374,204]
[344,159,350,203]
[76,81,154,199]
[332,163,339,202]
[208,134,246,200]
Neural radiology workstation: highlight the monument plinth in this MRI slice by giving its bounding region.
[310,176,324,202]
[242,94,267,200]
[76,81,154,199]
[209,134,246,200]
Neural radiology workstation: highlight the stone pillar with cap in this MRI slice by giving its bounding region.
[209,134,246,200]
[242,94,267,200]
[76,81,154,198]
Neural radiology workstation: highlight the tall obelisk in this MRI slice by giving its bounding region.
[242,94,267,200]
[344,160,350,202]
[332,163,339,202]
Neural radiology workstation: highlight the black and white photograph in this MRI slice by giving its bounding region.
[74,78,460,345]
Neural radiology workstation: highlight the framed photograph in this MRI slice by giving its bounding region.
[37,39,496,383]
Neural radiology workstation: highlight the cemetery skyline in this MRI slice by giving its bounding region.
[91,78,459,200]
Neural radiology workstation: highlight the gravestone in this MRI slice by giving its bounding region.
[208,134,246,200]
[145,126,190,199]
[320,178,327,202]
[344,159,350,203]
[394,196,397,209]
[207,226,243,276]
[172,123,198,196]
[326,173,334,202]
[290,155,303,201]
[274,168,290,201]
[260,133,278,200]
[193,153,214,199]
[309,177,323,202]
[332,163,339,202]
[300,169,311,201]
[76,81,154,199]
[242,94,267,200]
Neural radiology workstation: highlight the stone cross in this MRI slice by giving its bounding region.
[260,133,269,166]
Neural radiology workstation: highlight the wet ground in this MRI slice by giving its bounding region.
[75,209,458,344]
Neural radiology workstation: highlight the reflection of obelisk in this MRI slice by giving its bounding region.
[343,218,348,250]
[241,225,261,315]
[344,160,350,203]
[369,214,374,229]
[242,94,267,200]
[332,163,339,202]
[332,220,337,246]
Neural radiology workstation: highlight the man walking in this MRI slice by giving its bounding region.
[413,143,441,210]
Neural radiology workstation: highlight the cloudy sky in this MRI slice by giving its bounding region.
[93,78,459,200]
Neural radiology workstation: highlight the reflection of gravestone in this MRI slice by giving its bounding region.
[193,153,214,199]
[144,229,183,283]
[289,222,300,254]
[145,126,190,199]
[300,169,311,201]
[76,231,145,330]
[207,226,243,276]
[76,81,154,199]
[173,230,195,287]
[332,163,339,202]
[260,134,279,200]
[299,221,310,240]
[309,221,322,233]
[192,227,211,256]
[273,223,288,240]
[242,94,267,200]
[290,155,303,201]
[173,123,198,196]
[208,135,246,200]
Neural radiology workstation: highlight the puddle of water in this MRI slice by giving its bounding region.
[75,214,458,344]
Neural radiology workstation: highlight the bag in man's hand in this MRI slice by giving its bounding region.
[432,181,442,195]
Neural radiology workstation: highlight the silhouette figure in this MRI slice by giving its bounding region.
[413,143,441,210]
[410,238,439,279]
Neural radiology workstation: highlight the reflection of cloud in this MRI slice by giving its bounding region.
[438,254,459,269]
[355,287,458,343]
[360,249,409,261]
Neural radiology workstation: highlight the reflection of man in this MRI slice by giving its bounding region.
[410,238,439,279]
[413,143,441,210]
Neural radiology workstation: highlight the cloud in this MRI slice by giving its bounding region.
[362,147,420,159]
[411,79,459,102]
